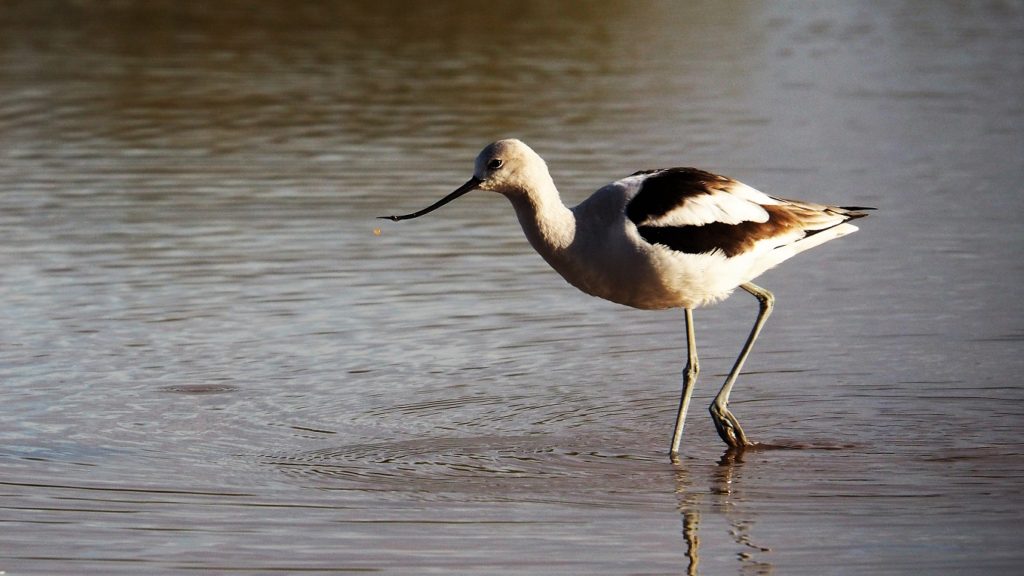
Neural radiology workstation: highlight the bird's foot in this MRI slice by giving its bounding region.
[710,403,751,448]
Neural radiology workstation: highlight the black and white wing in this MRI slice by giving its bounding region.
[625,168,866,257]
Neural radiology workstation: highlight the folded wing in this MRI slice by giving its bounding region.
[625,168,868,257]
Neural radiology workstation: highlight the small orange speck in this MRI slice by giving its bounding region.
[373,227,382,236]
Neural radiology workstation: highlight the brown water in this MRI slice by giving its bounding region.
[2,1,1023,574]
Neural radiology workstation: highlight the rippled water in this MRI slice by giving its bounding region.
[2,1,1023,574]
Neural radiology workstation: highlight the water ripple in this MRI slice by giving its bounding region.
[260,434,670,505]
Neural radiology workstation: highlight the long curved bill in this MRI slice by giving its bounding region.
[378,177,482,221]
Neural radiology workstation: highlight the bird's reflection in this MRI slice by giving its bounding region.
[672,447,773,575]
[681,507,701,576]
[672,462,701,576]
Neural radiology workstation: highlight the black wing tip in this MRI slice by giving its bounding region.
[840,206,876,220]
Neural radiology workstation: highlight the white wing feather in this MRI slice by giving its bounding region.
[637,180,781,227]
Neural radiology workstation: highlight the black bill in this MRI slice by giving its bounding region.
[379,177,482,221]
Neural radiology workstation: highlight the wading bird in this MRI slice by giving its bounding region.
[381,139,870,456]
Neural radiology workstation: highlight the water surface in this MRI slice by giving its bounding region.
[2,1,1022,574]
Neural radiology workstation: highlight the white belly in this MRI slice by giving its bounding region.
[550,241,754,310]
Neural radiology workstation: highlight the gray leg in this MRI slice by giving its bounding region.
[670,308,698,456]
[710,282,774,448]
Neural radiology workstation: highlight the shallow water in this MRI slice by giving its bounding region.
[2,1,1023,574]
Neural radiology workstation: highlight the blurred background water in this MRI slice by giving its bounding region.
[1,0,1022,574]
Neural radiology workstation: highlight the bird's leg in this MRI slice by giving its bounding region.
[670,308,699,457]
[710,282,774,448]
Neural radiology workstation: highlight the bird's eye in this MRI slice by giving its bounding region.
[487,158,503,170]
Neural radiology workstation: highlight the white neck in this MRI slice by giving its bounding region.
[503,178,576,263]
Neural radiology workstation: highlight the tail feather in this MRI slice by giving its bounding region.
[746,222,860,281]
[744,200,871,281]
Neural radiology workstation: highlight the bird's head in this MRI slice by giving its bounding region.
[379,139,549,221]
